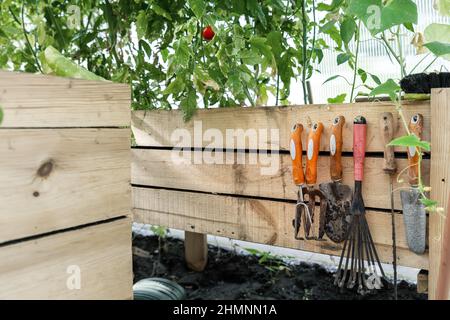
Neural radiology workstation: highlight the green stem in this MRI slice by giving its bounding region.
[381,33,407,77]
[300,0,308,105]
[20,4,43,73]
[350,21,361,102]
[395,26,405,79]
[409,53,430,74]
[422,56,438,73]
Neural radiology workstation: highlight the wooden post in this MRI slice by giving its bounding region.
[184,231,208,272]
[429,88,450,300]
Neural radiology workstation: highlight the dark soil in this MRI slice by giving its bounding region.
[132,234,427,300]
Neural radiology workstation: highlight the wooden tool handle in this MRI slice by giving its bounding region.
[353,116,367,182]
[407,114,424,186]
[306,122,324,185]
[330,116,345,182]
[290,123,305,186]
[379,112,397,175]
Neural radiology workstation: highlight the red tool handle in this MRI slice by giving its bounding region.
[306,122,324,185]
[353,116,367,182]
[290,123,305,186]
[330,116,345,182]
[407,114,424,186]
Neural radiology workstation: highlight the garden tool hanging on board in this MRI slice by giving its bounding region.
[319,116,352,243]
[379,112,398,299]
[334,116,385,293]
[400,114,426,254]
[290,122,327,240]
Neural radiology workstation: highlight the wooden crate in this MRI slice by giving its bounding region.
[131,90,450,300]
[0,71,132,299]
[0,218,132,300]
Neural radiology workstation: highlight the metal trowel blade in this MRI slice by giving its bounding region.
[319,181,353,243]
[400,188,426,254]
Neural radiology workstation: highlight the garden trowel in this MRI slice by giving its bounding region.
[400,113,426,254]
[319,116,352,243]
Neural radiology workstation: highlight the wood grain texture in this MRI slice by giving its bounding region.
[0,71,130,128]
[131,100,430,152]
[429,88,450,300]
[0,218,133,300]
[132,187,429,270]
[0,128,131,243]
[131,149,430,211]
[185,231,208,272]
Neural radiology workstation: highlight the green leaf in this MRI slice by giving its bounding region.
[420,198,438,208]
[163,76,186,96]
[434,0,450,16]
[424,23,450,60]
[180,89,197,121]
[381,0,417,32]
[357,68,367,83]
[327,93,347,104]
[152,4,172,21]
[0,28,9,39]
[387,135,431,151]
[187,0,206,19]
[337,53,351,65]
[424,41,450,57]
[403,22,415,33]
[370,73,382,85]
[41,46,105,81]
[136,10,148,39]
[240,49,263,65]
[347,0,417,35]
[340,17,357,45]
[370,79,400,100]
[0,106,3,125]
[323,75,340,84]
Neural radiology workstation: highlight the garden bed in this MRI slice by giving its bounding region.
[133,234,426,300]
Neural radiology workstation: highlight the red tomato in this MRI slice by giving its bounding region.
[202,26,215,41]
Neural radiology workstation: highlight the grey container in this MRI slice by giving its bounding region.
[133,278,186,300]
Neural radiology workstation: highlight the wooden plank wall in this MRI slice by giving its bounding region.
[429,88,450,299]
[0,71,132,299]
[131,100,432,270]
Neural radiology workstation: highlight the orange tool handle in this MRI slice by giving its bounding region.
[290,123,305,186]
[330,116,345,182]
[306,122,324,185]
[407,114,424,186]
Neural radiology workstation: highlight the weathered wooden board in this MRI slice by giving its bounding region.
[0,218,133,300]
[131,100,430,152]
[133,187,429,270]
[0,71,130,128]
[429,88,450,299]
[131,149,430,211]
[0,128,130,243]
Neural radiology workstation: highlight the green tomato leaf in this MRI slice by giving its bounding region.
[387,135,431,151]
[187,0,206,19]
[327,93,347,104]
[152,4,172,21]
[180,89,197,121]
[136,11,148,39]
